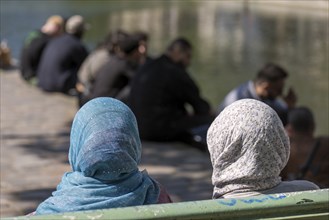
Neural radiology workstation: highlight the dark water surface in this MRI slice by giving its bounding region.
[1,0,328,135]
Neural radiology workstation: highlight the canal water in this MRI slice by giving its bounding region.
[1,1,328,135]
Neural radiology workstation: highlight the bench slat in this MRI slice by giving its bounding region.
[3,189,328,220]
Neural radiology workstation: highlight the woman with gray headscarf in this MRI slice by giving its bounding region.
[207,99,318,199]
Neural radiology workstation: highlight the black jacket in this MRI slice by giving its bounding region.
[20,30,49,80]
[37,34,88,93]
[129,55,211,140]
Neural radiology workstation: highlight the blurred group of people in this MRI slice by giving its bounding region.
[19,14,328,203]
[20,14,215,151]
[20,14,89,94]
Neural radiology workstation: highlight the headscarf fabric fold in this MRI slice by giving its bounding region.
[36,97,160,214]
[207,99,290,199]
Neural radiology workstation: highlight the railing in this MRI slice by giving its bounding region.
[3,189,329,220]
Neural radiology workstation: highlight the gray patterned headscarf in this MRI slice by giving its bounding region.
[207,99,290,198]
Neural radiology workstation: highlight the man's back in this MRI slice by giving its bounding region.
[78,48,111,94]
[282,136,329,188]
[219,80,288,125]
[37,34,88,93]
[219,81,255,112]
[129,55,210,140]
[20,30,49,81]
[90,55,130,99]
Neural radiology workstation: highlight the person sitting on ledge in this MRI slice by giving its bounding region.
[129,38,214,151]
[218,63,297,126]
[282,106,329,188]
[37,15,89,95]
[34,97,171,215]
[207,99,318,199]
[20,15,64,83]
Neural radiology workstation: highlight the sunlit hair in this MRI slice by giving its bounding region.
[256,63,288,83]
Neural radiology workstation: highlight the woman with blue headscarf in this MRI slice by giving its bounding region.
[35,97,171,215]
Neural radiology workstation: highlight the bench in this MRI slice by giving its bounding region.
[3,189,328,220]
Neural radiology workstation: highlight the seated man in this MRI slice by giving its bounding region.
[218,63,297,125]
[20,15,64,83]
[37,15,88,95]
[76,30,129,107]
[88,34,141,104]
[129,38,214,151]
[282,107,329,188]
[0,40,13,69]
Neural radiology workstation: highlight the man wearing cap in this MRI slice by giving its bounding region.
[37,15,88,95]
[20,15,64,83]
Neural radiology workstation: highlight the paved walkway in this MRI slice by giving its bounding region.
[0,69,212,218]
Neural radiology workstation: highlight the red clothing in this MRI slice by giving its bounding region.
[157,184,173,204]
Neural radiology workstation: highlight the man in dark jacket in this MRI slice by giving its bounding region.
[37,15,88,94]
[129,38,213,150]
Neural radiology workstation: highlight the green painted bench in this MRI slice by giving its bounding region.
[3,189,328,220]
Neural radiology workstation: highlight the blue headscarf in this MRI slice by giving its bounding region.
[36,97,160,215]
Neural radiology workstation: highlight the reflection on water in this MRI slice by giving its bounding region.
[1,1,328,135]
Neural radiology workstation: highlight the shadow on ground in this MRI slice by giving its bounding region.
[6,141,212,217]
[11,188,55,214]
[140,141,213,201]
[2,123,72,163]
[12,188,55,202]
